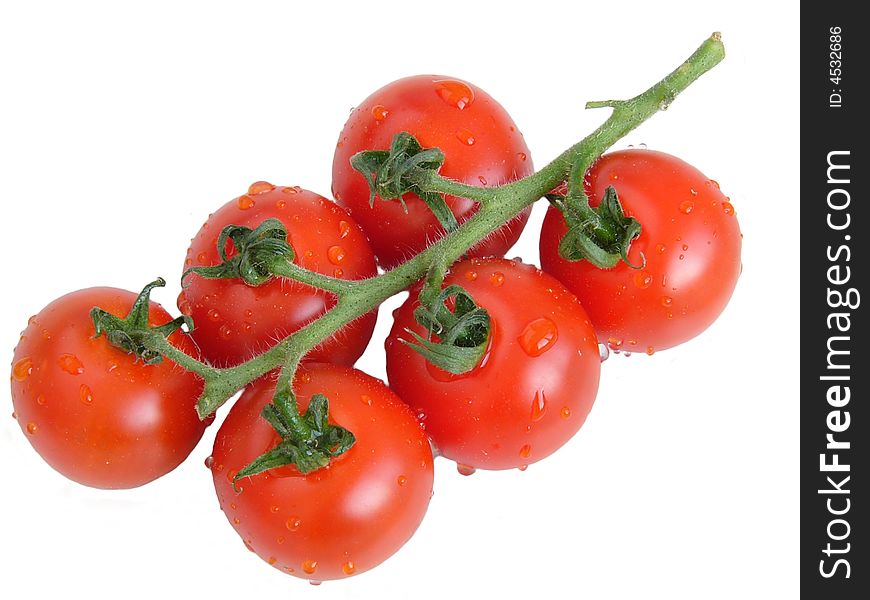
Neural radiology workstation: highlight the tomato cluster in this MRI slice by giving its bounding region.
[9,71,740,583]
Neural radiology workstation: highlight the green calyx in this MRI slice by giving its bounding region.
[235,381,355,481]
[91,278,191,365]
[550,186,644,269]
[402,284,491,375]
[182,219,295,287]
[350,132,459,232]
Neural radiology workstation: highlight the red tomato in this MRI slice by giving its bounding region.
[10,288,205,489]
[211,364,434,581]
[179,183,378,367]
[332,75,534,269]
[540,149,742,353]
[386,258,601,471]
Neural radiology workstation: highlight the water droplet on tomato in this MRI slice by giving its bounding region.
[679,200,694,214]
[661,296,673,307]
[707,179,720,189]
[690,188,698,196]
[530,391,547,422]
[477,175,488,186]
[36,394,46,406]
[646,346,656,356]
[79,384,93,405]
[360,394,372,406]
[309,580,322,586]
[722,201,735,215]
[208,309,221,321]
[434,79,474,109]
[682,243,689,251]
[302,559,318,575]
[237,195,255,210]
[609,172,619,181]
[489,272,505,286]
[342,561,356,575]
[26,422,37,435]
[283,517,302,532]
[196,251,208,264]
[678,254,685,260]
[248,181,275,195]
[219,325,233,340]
[338,220,351,239]
[560,406,571,419]
[456,463,476,476]
[397,475,408,486]
[232,517,241,525]
[12,357,32,381]
[608,337,624,351]
[204,456,214,469]
[518,464,528,472]
[327,245,346,265]
[519,444,531,458]
[599,343,610,362]
[333,267,344,278]
[371,104,388,121]
[517,151,527,161]
[455,129,475,145]
[633,271,652,289]
[266,556,277,566]
[464,270,478,282]
[58,354,84,375]
[276,198,287,209]
[299,371,312,384]
[517,318,558,357]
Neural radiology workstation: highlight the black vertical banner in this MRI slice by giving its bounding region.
[802,7,868,598]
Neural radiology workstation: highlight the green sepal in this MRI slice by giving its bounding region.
[350,132,458,232]
[90,278,191,365]
[235,392,356,481]
[402,284,490,374]
[182,219,295,287]
[551,186,644,269]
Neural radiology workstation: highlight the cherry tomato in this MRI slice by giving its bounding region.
[332,75,534,269]
[540,149,742,353]
[179,183,378,367]
[211,364,434,581]
[10,288,206,489]
[386,258,600,471]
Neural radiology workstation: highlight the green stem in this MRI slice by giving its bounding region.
[175,33,725,418]
[269,260,353,296]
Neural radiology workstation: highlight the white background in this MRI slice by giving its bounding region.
[0,1,799,598]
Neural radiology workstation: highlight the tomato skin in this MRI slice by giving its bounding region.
[179,185,378,367]
[211,364,434,581]
[540,149,742,353]
[332,75,534,269]
[10,288,206,489]
[386,258,600,471]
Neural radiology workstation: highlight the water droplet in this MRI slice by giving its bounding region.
[299,371,312,384]
[397,475,407,486]
[79,384,93,405]
[661,296,673,307]
[338,220,351,239]
[237,195,256,210]
[707,179,720,189]
[679,254,685,260]
[276,199,287,209]
[12,357,32,381]
[455,129,475,145]
[26,422,37,435]
[208,309,221,322]
[518,464,528,472]
[464,270,478,282]
[560,406,571,419]
[607,337,623,350]
[530,391,547,421]
[517,317,559,357]
[519,444,531,458]
[517,152,527,161]
[232,517,241,525]
[599,343,610,362]
[679,200,695,214]
[36,394,46,406]
[204,456,214,469]
[333,268,344,277]
[267,556,277,566]
[360,394,372,406]
[609,172,619,181]
[248,181,275,195]
[196,251,208,264]
[456,463,476,476]
[633,271,652,289]
[327,245,346,265]
[302,559,318,575]
[682,243,689,251]
[371,104,388,121]
[434,79,474,109]
[690,188,698,196]
[276,536,285,545]
[646,346,656,356]
[219,325,232,340]
[489,272,505,287]
[309,580,322,586]
[342,561,356,575]
[286,516,302,531]
[722,201,735,215]
[58,354,84,375]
